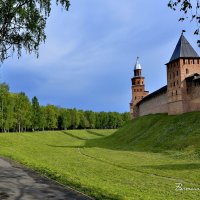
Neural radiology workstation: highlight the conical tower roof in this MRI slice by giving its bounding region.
[169,33,199,62]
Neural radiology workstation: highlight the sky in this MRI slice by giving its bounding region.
[1,0,200,112]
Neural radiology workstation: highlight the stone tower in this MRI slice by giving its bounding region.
[166,32,200,114]
[130,57,149,116]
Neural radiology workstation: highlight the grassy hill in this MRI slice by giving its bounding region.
[0,113,200,199]
[87,112,200,158]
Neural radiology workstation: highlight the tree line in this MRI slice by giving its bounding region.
[0,83,130,132]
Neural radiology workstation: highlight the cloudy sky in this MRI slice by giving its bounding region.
[1,0,199,112]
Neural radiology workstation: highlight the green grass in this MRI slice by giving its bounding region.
[0,113,200,199]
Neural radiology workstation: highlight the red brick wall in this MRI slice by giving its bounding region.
[167,58,200,114]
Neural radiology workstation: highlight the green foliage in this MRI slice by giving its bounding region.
[44,104,58,130]
[70,108,80,129]
[0,0,70,62]
[14,92,32,132]
[0,83,130,132]
[0,83,14,132]
[32,96,41,131]
[168,0,200,46]
[58,108,71,130]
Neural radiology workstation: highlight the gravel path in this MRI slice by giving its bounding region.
[0,158,93,200]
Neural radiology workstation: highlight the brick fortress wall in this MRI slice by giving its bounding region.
[136,88,168,117]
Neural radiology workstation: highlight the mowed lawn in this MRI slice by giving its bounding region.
[0,129,200,200]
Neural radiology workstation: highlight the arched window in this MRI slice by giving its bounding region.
[176,71,178,76]
[186,68,189,74]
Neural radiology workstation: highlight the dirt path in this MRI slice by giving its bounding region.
[0,158,93,200]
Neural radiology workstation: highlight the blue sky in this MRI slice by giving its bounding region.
[1,0,199,112]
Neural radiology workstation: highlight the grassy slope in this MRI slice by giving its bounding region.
[87,112,200,153]
[0,113,200,199]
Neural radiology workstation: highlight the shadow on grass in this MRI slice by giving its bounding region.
[59,129,154,152]
[86,130,105,137]
[62,131,89,140]
[47,144,84,148]
[141,163,200,170]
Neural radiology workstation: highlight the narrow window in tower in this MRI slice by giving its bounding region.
[177,80,179,85]
[174,82,175,86]
[137,81,140,85]
[176,71,178,76]
[173,72,175,78]
[172,91,173,96]
[140,89,142,92]
[135,96,137,100]
[183,59,185,64]
[176,90,178,95]
[170,73,171,79]
[198,59,199,64]
[186,68,189,74]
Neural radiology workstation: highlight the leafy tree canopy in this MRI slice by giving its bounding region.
[168,0,200,45]
[0,0,70,62]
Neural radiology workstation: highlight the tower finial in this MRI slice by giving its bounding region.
[182,30,186,35]
[134,56,141,70]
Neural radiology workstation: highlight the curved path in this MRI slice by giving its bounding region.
[0,158,93,200]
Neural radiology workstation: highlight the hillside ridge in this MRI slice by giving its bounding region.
[86,112,200,159]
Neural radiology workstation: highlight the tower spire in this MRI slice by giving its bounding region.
[134,56,142,70]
